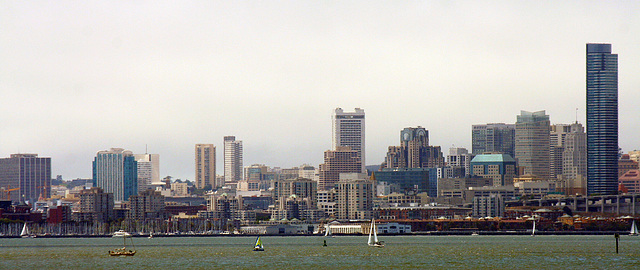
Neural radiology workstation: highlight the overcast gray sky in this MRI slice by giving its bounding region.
[2,1,639,180]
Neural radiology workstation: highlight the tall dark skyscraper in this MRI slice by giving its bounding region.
[586,43,618,195]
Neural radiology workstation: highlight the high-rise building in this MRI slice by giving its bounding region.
[586,43,618,195]
[134,153,159,192]
[383,127,445,169]
[447,147,474,177]
[224,136,243,183]
[318,146,362,190]
[562,122,587,189]
[92,148,138,202]
[0,154,51,203]
[515,110,551,180]
[550,124,571,180]
[195,144,216,189]
[472,123,516,156]
[332,108,365,173]
[335,173,374,220]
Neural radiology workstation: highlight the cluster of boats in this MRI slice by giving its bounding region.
[19,218,639,257]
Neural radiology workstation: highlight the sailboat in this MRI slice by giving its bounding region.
[20,222,34,238]
[253,236,264,251]
[324,224,334,237]
[109,231,136,256]
[629,220,639,236]
[367,219,384,248]
[531,219,536,237]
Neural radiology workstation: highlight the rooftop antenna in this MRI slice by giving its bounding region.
[145,144,148,154]
[575,108,578,124]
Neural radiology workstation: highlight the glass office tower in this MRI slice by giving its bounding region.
[586,43,618,195]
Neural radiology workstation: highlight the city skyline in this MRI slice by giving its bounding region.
[2,2,640,180]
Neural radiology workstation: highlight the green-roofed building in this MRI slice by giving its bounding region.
[470,154,517,187]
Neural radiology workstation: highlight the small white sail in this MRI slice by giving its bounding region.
[20,223,29,237]
[368,219,383,247]
[324,224,332,237]
[373,219,379,243]
[531,219,536,236]
[367,221,373,246]
[630,220,638,236]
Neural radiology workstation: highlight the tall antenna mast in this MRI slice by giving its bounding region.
[145,144,148,154]
[575,108,578,123]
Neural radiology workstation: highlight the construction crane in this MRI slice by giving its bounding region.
[1,187,20,201]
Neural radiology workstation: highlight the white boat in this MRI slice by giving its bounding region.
[148,232,154,239]
[253,236,264,251]
[112,230,132,238]
[471,232,479,236]
[20,223,34,238]
[630,220,639,236]
[367,219,384,248]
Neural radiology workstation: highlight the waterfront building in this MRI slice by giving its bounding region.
[0,153,51,203]
[224,136,243,183]
[318,146,362,190]
[204,192,244,220]
[47,205,72,223]
[332,108,366,173]
[92,148,138,202]
[586,43,618,195]
[335,173,374,220]
[470,154,517,187]
[471,123,515,157]
[127,189,167,220]
[383,127,445,169]
[134,153,159,192]
[376,205,471,220]
[472,194,504,218]
[515,110,551,180]
[195,144,217,189]
[75,187,114,223]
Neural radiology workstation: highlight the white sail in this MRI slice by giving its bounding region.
[630,220,638,235]
[531,219,536,236]
[20,223,29,237]
[324,224,332,237]
[373,219,379,243]
[367,220,373,246]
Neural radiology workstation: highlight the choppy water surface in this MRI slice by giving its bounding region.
[1,235,639,269]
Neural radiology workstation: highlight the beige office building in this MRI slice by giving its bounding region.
[195,144,216,189]
[318,146,362,190]
[335,173,374,220]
